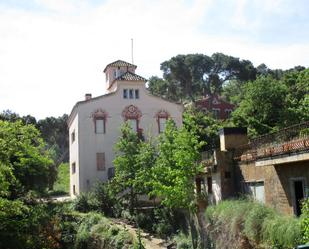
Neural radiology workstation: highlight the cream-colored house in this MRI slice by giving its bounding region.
[68,60,183,196]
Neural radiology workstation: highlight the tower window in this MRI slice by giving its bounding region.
[135,89,139,99]
[123,89,128,99]
[129,89,134,99]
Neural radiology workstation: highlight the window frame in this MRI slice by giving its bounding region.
[94,117,106,134]
[96,152,106,171]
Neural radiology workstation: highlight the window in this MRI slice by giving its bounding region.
[244,181,265,203]
[96,152,105,171]
[156,110,169,133]
[135,89,139,99]
[95,118,105,134]
[73,185,76,195]
[123,89,128,99]
[129,89,134,99]
[86,179,90,190]
[108,167,115,180]
[71,130,75,143]
[212,108,220,119]
[158,117,167,133]
[128,119,138,132]
[72,162,76,174]
[225,109,232,118]
[92,109,108,134]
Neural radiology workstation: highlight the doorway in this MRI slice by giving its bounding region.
[293,179,305,216]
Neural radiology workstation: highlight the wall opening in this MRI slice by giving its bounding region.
[293,180,305,216]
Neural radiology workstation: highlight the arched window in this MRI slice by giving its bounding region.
[155,110,170,133]
[122,105,142,132]
[92,109,108,134]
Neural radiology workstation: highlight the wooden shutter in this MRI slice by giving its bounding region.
[96,153,105,171]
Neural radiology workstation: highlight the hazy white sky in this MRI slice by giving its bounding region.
[1,0,308,119]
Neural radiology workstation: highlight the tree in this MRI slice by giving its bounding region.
[113,122,156,212]
[150,120,203,209]
[0,120,54,198]
[231,68,309,137]
[153,53,256,102]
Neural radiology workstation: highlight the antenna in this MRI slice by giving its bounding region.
[131,38,134,64]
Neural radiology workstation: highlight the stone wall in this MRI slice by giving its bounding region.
[236,160,309,215]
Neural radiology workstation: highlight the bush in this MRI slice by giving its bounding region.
[301,198,309,244]
[205,199,302,249]
[71,192,97,212]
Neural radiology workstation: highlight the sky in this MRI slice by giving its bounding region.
[0,0,308,120]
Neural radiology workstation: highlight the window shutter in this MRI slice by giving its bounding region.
[96,153,105,171]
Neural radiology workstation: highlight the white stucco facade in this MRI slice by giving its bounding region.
[68,60,183,196]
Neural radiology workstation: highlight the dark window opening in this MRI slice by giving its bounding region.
[207,177,212,194]
[135,89,139,99]
[294,180,305,216]
[129,89,134,99]
[123,89,128,99]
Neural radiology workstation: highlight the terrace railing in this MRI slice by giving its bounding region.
[234,121,309,162]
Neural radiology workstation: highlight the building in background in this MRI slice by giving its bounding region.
[68,60,183,196]
[195,95,235,119]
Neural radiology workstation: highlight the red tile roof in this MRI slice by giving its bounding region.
[103,60,137,72]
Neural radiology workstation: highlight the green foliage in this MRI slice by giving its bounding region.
[0,120,54,198]
[174,232,195,249]
[205,199,302,249]
[150,120,203,210]
[183,107,223,151]
[154,53,256,102]
[51,162,69,195]
[71,181,121,217]
[74,212,135,249]
[231,68,309,136]
[114,122,156,212]
[301,198,309,244]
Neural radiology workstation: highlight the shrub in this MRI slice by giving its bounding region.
[74,212,136,249]
[174,232,194,249]
[205,199,302,249]
[71,192,98,212]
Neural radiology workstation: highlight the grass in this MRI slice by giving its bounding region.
[51,162,69,196]
[205,199,302,249]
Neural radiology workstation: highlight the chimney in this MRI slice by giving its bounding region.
[219,127,248,151]
[85,93,92,100]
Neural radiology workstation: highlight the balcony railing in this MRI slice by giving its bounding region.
[234,121,309,162]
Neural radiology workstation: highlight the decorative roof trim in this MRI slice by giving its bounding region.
[103,60,137,72]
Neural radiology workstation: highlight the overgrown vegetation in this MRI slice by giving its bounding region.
[51,163,69,196]
[301,198,309,244]
[205,199,303,249]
